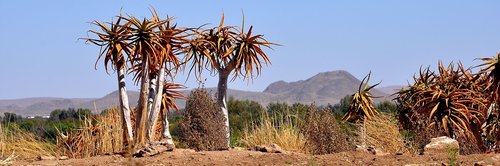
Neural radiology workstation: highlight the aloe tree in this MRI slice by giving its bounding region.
[342,72,380,148]
[159,82,185,143]
[85,15,135,146]
[146,13,188,145]
[123,14,165,146]
[397,62,489,151]
[477,54,500,150]
[123,11,192,147]
[186,15,276,147]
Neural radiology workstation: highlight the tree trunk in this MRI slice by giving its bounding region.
[161,109,174,145]
[471,123,486,152]
[135,60,150,146]
[148,66,169,143]
[217,70,230,149]
[361,118,366,148]
[145,74,156,142]
[116,67,134,146]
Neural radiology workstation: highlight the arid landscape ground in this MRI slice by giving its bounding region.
[15,148,499,166]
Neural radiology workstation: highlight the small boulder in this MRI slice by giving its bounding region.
[474,153,500,166]
[423,136,459,155]
[133,143,173,157]
[232,147,248,151]
[37,156,56,160]
[59,156,69,160]
[255,144,285,153]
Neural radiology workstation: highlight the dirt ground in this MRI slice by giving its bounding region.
[15,148,499,166]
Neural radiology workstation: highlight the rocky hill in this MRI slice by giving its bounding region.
[263,70,388,104]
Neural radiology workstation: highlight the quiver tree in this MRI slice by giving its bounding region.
[185,14,277,147]
[396,62,490,152]
[476,54,500,151]
[342,72,380,148]
[123,11,187,147]
[86,9,186,150]
[85,14,135,146]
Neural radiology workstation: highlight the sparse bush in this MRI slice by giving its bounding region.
[301,105,353,154]
[179,89,227,151]
[398,113,442,154]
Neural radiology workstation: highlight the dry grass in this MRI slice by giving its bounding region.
[302,107,354,155]
[57,107,123,158]
[241,111,310,154]
[0,123,56,159]
[365,113,411,154]
[0,152,16,165]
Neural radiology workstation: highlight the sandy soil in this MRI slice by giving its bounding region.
[15,148,499,166]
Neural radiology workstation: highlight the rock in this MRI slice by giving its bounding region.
[37,156,56,160]
[232,147,248,151]
[423,136,459,155]
[355,145,388,156]
[374,149,389,156]
[59,156,69,160]
[474,154,500,166]
[133,143,174,157]
[255,144,285,153]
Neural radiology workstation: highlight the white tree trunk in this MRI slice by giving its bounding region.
[147,66,171,144]
[161,110,174,145]
[145,75,157,142]
[217,70,230,149]
[117,67,134,145]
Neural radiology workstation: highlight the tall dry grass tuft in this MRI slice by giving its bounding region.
[57,107,123,158]
[365,113,411,153]
[241,111,310,154]
[0,123,56,158]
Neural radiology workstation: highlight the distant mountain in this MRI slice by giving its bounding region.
[377,85,406,95]
[0,97,93,116]
[263,70,388,104]
[0,70,396,116]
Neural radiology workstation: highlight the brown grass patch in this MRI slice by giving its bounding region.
[241,111,309,154]
[365,113,411,154]
[57,108,123,158]
[0,123,56,158]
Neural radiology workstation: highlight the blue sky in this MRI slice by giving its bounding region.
[1,1,499,99]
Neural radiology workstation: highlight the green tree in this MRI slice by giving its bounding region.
[376,101,396,113]
[2,112,22,123]
[331,95,352,114]
[227,97,264,145]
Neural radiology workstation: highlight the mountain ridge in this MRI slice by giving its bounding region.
[0,70,399,116]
